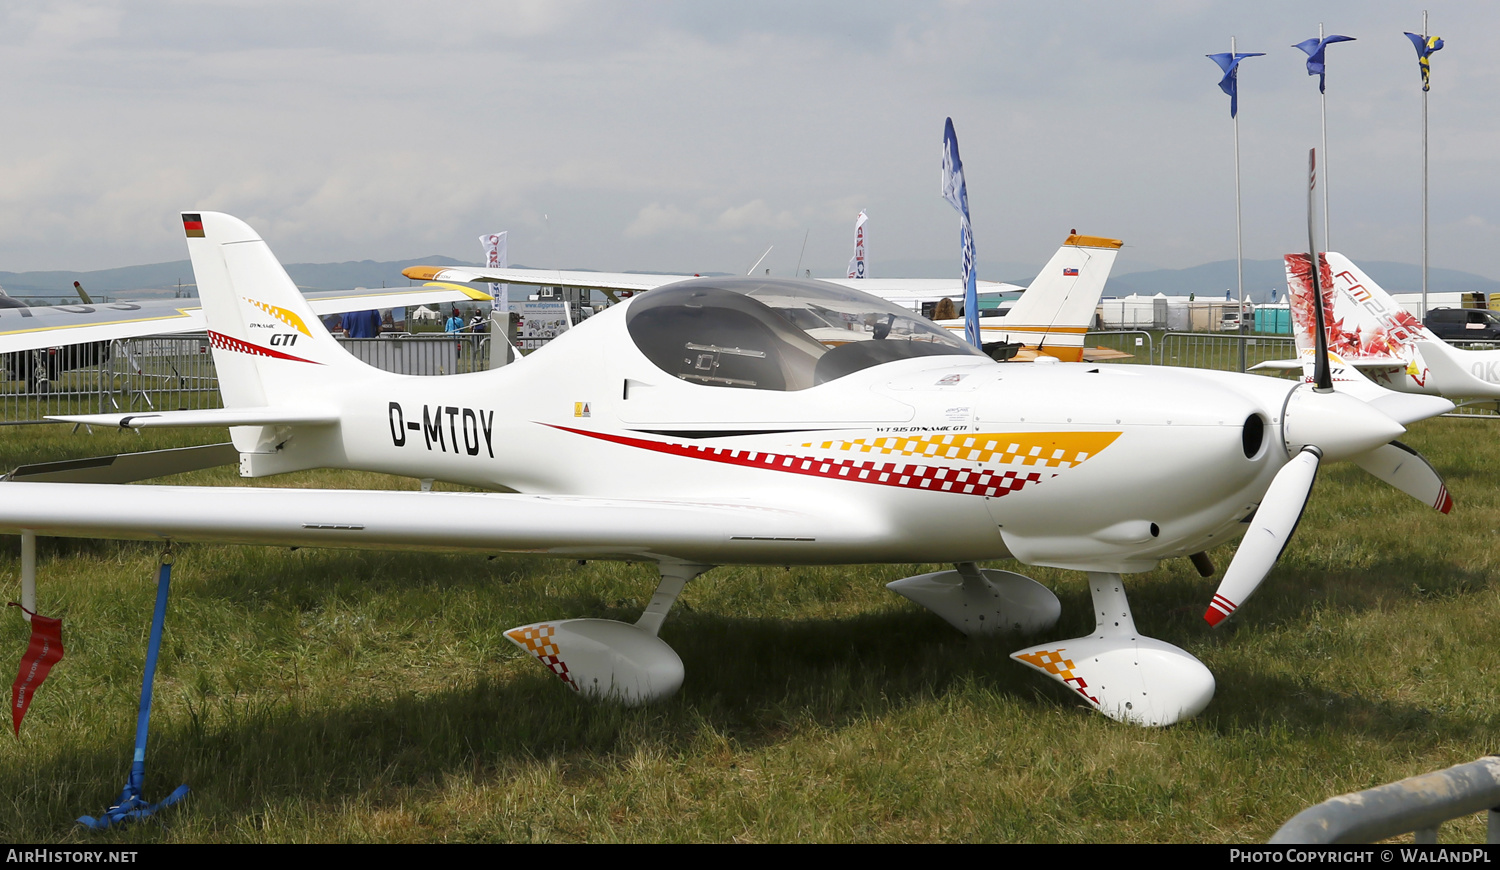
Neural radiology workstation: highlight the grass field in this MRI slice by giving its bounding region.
[0,417,1496,843]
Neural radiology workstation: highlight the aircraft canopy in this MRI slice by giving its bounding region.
[626,277,983,391]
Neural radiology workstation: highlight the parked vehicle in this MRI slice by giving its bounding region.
[1423,307,1500,341]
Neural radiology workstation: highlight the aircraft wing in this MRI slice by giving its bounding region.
[402,265,690,293]
[402,265,1022,303]
[0,482,879,563]
[0,284,488,355]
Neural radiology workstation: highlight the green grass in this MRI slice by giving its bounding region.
[0,419,1496,842]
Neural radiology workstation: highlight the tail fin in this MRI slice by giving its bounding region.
[1286,251,1437,364]
[1001,234,1122,359]
[184,212,373,409]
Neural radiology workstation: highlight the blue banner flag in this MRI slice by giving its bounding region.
[1403,32,1445,92]
[941,117,980,348]
[1207,51,1265,118]
[1293,34,1356,93]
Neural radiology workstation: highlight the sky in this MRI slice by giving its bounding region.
[1,1,1496,284]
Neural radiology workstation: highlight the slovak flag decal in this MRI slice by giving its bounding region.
[1063,267,1079,276]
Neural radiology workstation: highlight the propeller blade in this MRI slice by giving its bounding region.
[1205,448,1321,627]
[1306,148,1333,392]
[1352,440,1454,514]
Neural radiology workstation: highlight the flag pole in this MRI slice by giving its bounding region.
[1232,36,1247,371]
[1421,9,1430,320]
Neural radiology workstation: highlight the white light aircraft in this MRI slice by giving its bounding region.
[0,211,1456,727]
[1257,251,1500,401]
[402,232,1123,362]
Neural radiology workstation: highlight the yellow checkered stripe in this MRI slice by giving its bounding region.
[244,297,312,337]
[1014,648,1100,706]
[505,624,578,691]
[801,431,1119,470]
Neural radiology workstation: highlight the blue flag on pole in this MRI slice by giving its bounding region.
[1293,34,1356,93]
[1403,32,1445,92]
[941,117,980,348]
[1207,51,1266,117]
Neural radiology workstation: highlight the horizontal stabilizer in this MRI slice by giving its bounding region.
[5,443,238,483]
[1249,359,1302,372]
[1252,356,1406,373]
[48,406,339,429]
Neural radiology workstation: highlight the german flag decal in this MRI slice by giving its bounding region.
[182,214,205,238]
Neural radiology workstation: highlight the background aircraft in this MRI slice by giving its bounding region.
[1258,252,1500,401]
[402,232,1123,362]
[0,272,491,394]
[0,212,1454,728]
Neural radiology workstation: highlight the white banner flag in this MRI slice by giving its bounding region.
[846,211,868,279]
[480,231,509,315]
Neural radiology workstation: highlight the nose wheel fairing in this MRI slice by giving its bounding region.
[1011,572,1214,726]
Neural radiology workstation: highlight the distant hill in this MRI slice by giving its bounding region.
[1109,259,1500,303]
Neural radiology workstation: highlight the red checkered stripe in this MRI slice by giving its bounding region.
[550,425,1054,498]
[505,624,578,691]
[1014,648,1100,706]
[207,330,321,365]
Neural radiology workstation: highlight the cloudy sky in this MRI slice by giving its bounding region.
[1,1,1496,283]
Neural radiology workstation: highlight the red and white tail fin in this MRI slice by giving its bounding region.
[1285,251,1437,365]
[184,212,374,409]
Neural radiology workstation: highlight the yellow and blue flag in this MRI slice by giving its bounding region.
[1403,32,1445,92]
[1207,51,1265,118]
[1293,34,1356,93]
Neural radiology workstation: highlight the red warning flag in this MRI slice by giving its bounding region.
[10,605,63,736]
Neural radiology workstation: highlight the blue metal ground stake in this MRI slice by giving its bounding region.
[78,554,189,829]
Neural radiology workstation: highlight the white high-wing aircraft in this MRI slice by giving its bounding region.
[1257,252,1500,401]
[403,233,1123,362]
[0,272,491,354]
[0,213,1457,727]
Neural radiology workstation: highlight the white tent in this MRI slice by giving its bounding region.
[410,305,440,323]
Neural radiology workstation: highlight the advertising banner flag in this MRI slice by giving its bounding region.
[846,211,868,279]
[481,232,509,315]
[941,118,980,348]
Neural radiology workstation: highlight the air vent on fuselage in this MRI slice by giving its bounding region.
[1242,413,1266,459]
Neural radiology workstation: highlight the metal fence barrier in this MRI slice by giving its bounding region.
[1084,330,1296,372]
[1271,756,1500,844]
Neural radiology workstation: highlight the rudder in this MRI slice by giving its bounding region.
[183,212,372,410]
